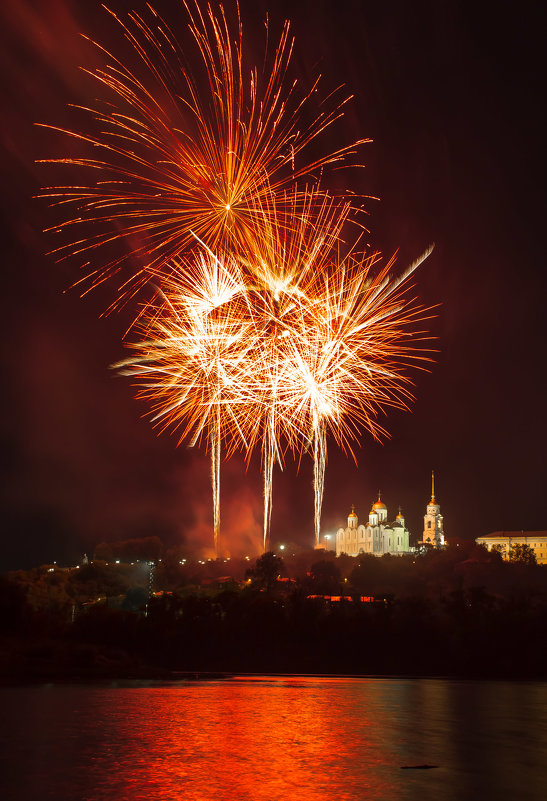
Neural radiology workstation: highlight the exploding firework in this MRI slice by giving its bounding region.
[38,1,367,312]
[117,235,434,554]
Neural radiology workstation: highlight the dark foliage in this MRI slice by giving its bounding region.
[2,543,547,680]
[245,552,285,593]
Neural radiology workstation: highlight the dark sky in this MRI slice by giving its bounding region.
[1,0,546,570]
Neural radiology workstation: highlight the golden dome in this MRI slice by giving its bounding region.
[396,512,404,520]
[371,491,386,511]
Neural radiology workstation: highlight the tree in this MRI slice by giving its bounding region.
[349,553,385,596]
[246,552,284,592]
[0,576,32,634]
[508,543,537,565]
[491,544,506,559]
[309,560,341,595]
[122,586,149,612]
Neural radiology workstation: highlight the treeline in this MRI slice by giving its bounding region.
[1,541,547,680]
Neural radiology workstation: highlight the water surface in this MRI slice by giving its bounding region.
[1,677,546,800]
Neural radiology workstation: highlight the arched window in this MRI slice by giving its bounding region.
[427,521,432,529]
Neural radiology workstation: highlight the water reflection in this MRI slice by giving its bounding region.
[1,678,546,801]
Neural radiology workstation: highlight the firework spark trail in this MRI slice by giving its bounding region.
[210,403,221,555]
[313,418,327,550]
[38,1,367,312]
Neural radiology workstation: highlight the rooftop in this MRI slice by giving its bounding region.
[478,531,547,539]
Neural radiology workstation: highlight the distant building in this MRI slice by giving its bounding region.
[335,495,412,557]
[416,471,445,548]
[475,532,547,564]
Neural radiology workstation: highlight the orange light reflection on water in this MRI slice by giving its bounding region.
[93,677,402,801]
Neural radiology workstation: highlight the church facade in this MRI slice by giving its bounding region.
[335,495,412,557]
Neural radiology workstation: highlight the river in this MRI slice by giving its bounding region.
[1,677,546,800]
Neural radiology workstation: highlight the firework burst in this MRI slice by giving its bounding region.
[38,1,367,312]
[117,237,434,553]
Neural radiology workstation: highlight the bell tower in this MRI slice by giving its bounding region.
[421,471,445,547]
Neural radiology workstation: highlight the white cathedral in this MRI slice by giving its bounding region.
[335,494,412,557]
[335,473,445,557]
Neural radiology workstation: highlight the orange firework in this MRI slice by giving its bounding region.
[38,1,367,312]
[117,214,434,553]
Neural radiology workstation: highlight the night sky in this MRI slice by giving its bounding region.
[1,0,546,570]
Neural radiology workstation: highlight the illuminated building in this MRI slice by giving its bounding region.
[335,495,412,557]
[416,471,445,548]
[475,532,547,564]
